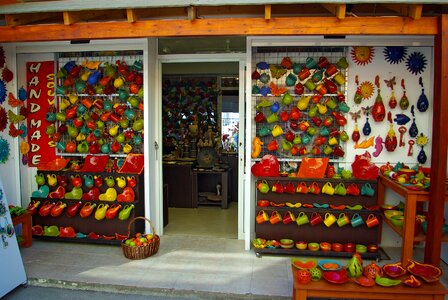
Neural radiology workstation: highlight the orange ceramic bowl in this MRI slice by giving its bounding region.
[257,200,269,207]
[320,242,332,251]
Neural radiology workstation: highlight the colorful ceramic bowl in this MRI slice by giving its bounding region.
[308,242,320,251]
[383,263,407,278]
[295,241,307,250]
[384,210,403,220]
[257,200,269,207]
[356,244,367,253]
[390,215,405,228]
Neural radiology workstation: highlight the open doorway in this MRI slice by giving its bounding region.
[160,62,240,239]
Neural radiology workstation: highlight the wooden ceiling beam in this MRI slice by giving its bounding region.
[321,4,346,19]
[188,6,197,20]
[63,10,114,25]
[381,3,423,19]
[5,11,59,26]
[0,16,437,42]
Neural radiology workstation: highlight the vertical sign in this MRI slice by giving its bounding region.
[27,61,56,167]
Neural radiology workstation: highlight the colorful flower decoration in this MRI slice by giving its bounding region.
[351,46,374,66]
[9,123,24,137]
[383,46,407,64]
[0,137,10,164]
[1,66,13,83]
[0,79,6,104]
[0,107,7,132]
[406,52,427,75]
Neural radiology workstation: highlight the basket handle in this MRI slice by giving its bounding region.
[127,216,156,237]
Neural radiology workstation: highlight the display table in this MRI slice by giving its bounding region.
[377,174,448,266]
[192,170,229,208]
[292,268,448,300]
[12,213,32,248]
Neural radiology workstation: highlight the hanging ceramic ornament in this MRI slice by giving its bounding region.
[384,76,397,109]
[18,86,27,102]
[0,106,7,132]
[360,81,374,100]
[353,75,363,104]
[416,133,429,164]
[399,79,409,110]
[8,123,24,137]
[417,77,429,112]
[349,110,361,142]
[384,112,397,152]
[362,107,372,136]
[0,79,6,105]
[270,65,287,79]
[256,62,269,70]
[7,92,22,108]
[406,52,427,75]
[351,46,374,66]
[383,46,407,64]
[280,57,293,69]
[0,137,10,164]
[372,75,386,122]
[409,105,419,138]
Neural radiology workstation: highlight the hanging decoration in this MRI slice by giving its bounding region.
[0,79,6,105]
[349,110,361,142]
[384,76,397,109]
[0,46,5,68]
[270,65,287,79]
[384,112,397,152]
[398,126,407,147]
[406,52,427,75]
[353,76,363,104]
[399,79,409,110]
[7,109,25,123]
[417,77,429,112]
[416,133,429,164]
[0,106,7,132]
[1,65,13,83]
[0,137,10,164]
[361,107,371,136]
[409,105,419,138]
[351,46,375,66]
[9,123,24,137]
[383,46,407,64]
[7,92,22,108]
[371,75,386,122]
[372,136,384,157]
[18,86,27,102]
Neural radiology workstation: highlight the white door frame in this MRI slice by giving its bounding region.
[154,52,246,240]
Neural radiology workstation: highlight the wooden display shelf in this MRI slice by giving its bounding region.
[255,247,381,260]
[382,215,448,243]
[33,235,121,245]
[12,213,32,248]
[377,174,448,266]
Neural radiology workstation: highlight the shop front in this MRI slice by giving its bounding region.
[0,1,447,275]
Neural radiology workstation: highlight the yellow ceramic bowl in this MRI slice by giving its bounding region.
[384,210,403,220]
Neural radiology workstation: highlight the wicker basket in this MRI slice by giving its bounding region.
[121,216,160,260]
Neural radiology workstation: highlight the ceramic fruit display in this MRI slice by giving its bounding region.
[52,57,144,155]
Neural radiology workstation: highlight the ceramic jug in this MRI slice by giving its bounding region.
[118,204,134,221]
[95,203,109,221]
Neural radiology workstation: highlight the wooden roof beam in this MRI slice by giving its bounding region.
[381,3,423,19]
[127,8,139,22]
[5,11,59,26]
[188,6,197,20]
[321,4,346,19]
[265,4,271,20]
[63,10,111,25]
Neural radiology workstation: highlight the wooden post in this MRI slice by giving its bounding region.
[425,14,448,267]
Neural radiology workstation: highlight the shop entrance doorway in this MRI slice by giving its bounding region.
[157,54,246,240]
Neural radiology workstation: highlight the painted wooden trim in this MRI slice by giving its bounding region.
[0,16,438,42]
[409,4,423,19]
[424,14,448,268]
[321,4,346,19]
[188,6,197,20]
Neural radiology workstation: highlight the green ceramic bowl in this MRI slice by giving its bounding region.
[390,215,405,228]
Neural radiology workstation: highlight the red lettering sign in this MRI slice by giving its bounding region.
[27,61,56,167]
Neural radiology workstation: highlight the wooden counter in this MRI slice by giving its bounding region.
[377,174,448,266]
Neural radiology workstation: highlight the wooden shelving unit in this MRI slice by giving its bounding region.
[377,174,448,266]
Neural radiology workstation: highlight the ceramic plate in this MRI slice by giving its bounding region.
[346,204,363,210]
[291,258,318,270]
[406,260,443,283]
[330,204,346,210]
[313,203,329,208]
[323,269,349,284]
[383,263,407,278]
[351,276,375,287]
[318,259,343,271]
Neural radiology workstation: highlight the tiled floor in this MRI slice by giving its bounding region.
[17,205,448,299]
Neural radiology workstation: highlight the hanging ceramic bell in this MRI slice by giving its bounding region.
[418,147,427,164]
[352,124,360,142]
[417,77,429,112]
[400,79,409,110]
[389,90,397,109]
[372,76,385,122]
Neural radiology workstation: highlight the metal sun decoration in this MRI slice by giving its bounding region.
[383,46,408,64]
[351,46,375,66]
[406,52,427,75]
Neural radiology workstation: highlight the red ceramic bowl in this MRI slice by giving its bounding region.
[332,243,343,252]
[344,243,355,252]
[320,242,332,251]
[257,200,269,207]
[367,244,379,253]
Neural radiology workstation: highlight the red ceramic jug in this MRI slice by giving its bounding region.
[105,204,122,220]
[39,201,54,217]
[66,201,82,217]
